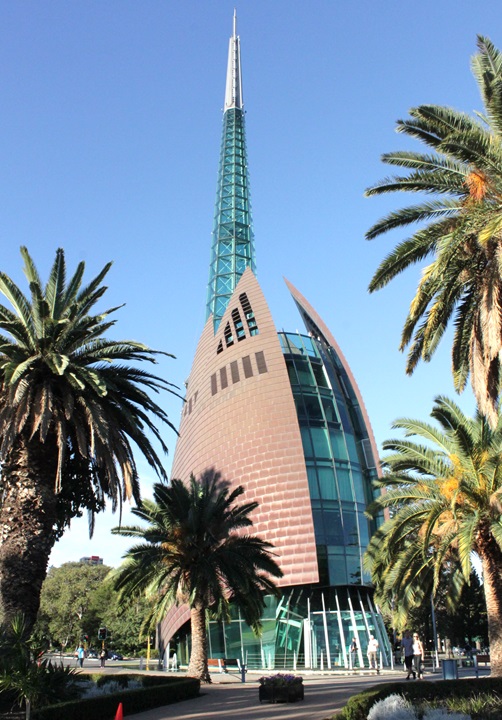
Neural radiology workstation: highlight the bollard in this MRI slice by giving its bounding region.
[474,654,479,679]
[240,663,246,683]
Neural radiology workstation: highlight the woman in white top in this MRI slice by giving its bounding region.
[412,632,424,679]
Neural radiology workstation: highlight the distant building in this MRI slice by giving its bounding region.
[160,13,390,669]
[79,556,103,566]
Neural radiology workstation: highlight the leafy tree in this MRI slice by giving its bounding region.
[366,37,502,426]
[111,471,283,682]
[34,561,153,655]
[0,247,178,634]
[435,570,488,648]
[91,584,153,655]
[364,396,502,675]
[35,562,111,651]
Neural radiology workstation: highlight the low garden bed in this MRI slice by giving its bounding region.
[11,674,200,720]
[331,677,502,720]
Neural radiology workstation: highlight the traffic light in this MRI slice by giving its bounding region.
[98,627,107,641]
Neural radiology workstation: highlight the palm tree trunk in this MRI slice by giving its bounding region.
[186,603,211,683]
[479,539,502,676]
[0,437,58,633]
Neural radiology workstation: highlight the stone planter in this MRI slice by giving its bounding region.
[259,682,304,703]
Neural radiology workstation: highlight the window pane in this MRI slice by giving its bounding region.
[336,463,353,501]
[318,467,336,500]
[312,509,325,541]
[300,427,313,456]
[294,359,315,386]
[307,465,320,499]
[343,510,359,546]
[286,360,298,385]
[312,362,328,387]
[357,513,370,546]
[304,394,323,421]
[327,550,348,585]
[345,434,360,463]
[311,427,330,458]
[346,551,362,585]
[329,429,348,460]
[351,468,366,503]
[324,509,343,545]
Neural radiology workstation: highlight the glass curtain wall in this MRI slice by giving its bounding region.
[278,331,377,590]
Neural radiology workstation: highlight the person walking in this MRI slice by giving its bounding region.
[77,645,85,669]
[349,637,358,668]
[367,634,379,672]
[401,629,415,679]
[413,632,425,679]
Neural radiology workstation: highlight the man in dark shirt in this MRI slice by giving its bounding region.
[401,630,415,679]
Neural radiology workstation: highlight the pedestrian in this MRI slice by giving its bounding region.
[100,648,107,668]
[367,634,379,672]
[413,632,424,679]
[349,637,358,668]
[77,645,85,669]
[401,629,415,679]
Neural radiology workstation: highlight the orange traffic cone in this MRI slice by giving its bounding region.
[114,702,124,720]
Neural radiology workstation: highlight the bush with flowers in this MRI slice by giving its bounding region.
[258,673,303,687]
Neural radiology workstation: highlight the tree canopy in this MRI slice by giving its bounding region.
[366,36,502,426]
[0,247,178,632]
[111,471,283,681]
[364,396,502,675]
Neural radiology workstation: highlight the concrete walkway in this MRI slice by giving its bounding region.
[124,670,408,720]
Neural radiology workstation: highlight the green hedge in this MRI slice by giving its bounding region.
[32,676,200,720]
[332,677,502,720]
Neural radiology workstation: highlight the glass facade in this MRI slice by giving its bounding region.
[278,330,378,589]
[171,586,390,670]
[206,107,256,330]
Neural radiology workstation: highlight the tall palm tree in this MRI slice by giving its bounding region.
[0,247,178,633]
[366,36,502,426]
[364,396,502,676]
[111,471,283,682]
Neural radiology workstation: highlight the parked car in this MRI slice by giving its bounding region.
[87,649,99,659]
[109,652,123,661]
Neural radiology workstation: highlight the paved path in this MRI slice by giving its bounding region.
[124,671,407,720]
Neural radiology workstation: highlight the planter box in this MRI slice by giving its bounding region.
[259,683,304,703]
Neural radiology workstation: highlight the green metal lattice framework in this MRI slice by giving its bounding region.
[206,107,256,330]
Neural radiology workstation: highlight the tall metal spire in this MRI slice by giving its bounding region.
[206,11,256,331]
[224,9,243,111]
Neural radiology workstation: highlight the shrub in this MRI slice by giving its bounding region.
[367,693,416,720]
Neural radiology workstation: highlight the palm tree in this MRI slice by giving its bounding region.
[0,247,178,633]
[111,471,283,682]
[366,36,502,427]
[364,396,502,675]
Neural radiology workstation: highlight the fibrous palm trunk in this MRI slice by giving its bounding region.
[186,602,211,683]
[0,436,58,633]
[479,536,502,677]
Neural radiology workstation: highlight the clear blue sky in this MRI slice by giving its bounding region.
[1,1,498,567]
